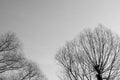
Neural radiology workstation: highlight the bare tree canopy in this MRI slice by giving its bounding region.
[8,61,47,80]
[56,25,120,80]
[0,32,25,73]
[0,32,47,80]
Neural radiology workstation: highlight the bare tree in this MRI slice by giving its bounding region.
[16,61,46,80]
[7,60,47,80]
[56,25,120,80]
[0,32,47,80]
[0,32,25,74]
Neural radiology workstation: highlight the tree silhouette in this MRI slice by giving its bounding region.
[0,32,46,80]
[8,61,47,80]
[0,32,25,73]
[19,61,46,80]
[56,25,120,80]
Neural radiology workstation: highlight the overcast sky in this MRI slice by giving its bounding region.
[0,0,120,80]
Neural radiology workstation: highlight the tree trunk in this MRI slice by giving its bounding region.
[96,74,102,80]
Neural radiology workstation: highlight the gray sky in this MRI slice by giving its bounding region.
[0,0,120,80]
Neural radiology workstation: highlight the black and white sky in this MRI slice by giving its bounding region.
[0,0,120,80]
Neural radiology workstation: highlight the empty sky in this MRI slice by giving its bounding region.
[0,0,120,80]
